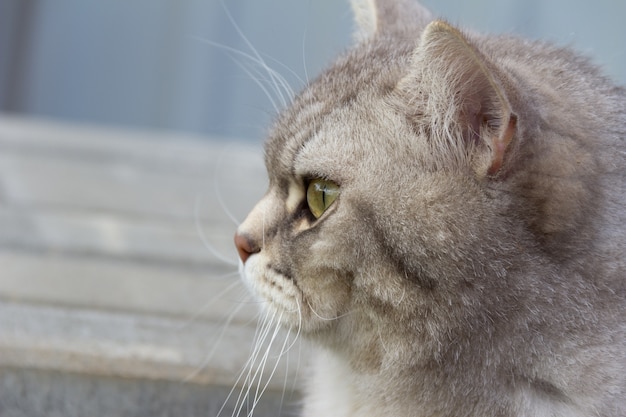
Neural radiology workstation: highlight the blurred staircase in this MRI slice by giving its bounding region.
[0,115,302,416]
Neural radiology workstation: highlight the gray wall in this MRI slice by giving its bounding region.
[1,0,625,141]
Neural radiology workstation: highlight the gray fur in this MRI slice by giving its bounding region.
[235,0,626,415]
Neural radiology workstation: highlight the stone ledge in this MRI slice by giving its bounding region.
[0,366,300,417]
[0,301,304,390]
[0,249,253,323]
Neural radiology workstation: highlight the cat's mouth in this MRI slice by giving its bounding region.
[240,254,304,326]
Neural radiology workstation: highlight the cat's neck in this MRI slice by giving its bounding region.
[301,346,584,417]
[301,347,401,417]
[301,346,473,417]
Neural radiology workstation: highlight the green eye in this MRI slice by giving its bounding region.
[306,179,340,219]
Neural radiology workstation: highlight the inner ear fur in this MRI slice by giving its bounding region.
[403,20,517,177]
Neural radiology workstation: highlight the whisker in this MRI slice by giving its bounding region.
[182,298,249,383]
[279,298,302,355]
[290,333,304,400]
[261,208,266,249]
[217,0,292,108]
[217,309,272,417]
[250,307,273,350]
[306,298,352,321]
[194,193,238,266]
[213,145,245,227]
[249,317,290,416]
[177,274,242,330]
[250,57,294,107]
[262,52,304,91]
[230,57,281,114]
[278,345,289,417]
[233,310,278,417]
[188,35,288,111]
[276,321,305,414]
[246,315,282,414]
[302,0,312,86]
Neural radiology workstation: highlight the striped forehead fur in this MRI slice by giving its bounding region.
[265,37,417,181]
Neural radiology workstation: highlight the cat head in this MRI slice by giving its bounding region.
[234,0,548,362]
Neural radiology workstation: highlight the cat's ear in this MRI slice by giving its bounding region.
[406,20,517,177]
[350,0,432,41]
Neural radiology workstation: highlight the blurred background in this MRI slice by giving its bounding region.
[1,0,624,142]
[0,1,624,417]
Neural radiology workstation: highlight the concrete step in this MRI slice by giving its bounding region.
[0,366,299,417]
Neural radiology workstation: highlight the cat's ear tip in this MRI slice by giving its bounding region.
[420,19,467,45]
[424,20,455,33]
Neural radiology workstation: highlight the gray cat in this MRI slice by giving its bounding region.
[233,0,626,415]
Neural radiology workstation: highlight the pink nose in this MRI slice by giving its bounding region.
[234,232,259,263]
